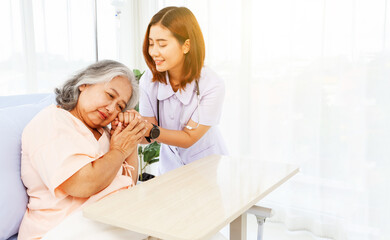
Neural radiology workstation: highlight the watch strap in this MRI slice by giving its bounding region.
[145,123,159,143]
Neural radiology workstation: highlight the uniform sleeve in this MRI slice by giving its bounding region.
[139,71,156,118]
[24,112,105,197]
[193,78,225,126]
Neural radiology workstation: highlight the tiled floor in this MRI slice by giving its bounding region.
[219,214,330,240]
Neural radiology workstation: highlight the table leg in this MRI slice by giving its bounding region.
[247,205,273,240]
[254,215,265,240]
[230,213,247,240]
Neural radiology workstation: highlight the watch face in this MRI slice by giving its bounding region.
[150,127,160,139]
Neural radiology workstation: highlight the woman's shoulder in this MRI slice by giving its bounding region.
[25,105,60,128]
[139,69,158,89]
[198,66,225,90]
[22,105,68,147]
[23,105,82,137]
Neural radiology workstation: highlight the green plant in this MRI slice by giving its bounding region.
[138,142,160,180]
[132,69,144,112]
[133,69,160,181]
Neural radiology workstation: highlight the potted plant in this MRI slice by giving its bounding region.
[133,69,160,181]
[138,142,159,181]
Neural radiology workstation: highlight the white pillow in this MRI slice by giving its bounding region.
[0,94,54,240]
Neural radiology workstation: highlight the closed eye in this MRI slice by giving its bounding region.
[107,92,114,99]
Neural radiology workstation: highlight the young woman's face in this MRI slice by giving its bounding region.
[72,76,132,129]
[148,24,187,75]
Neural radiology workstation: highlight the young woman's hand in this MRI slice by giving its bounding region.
[118,110,141,127]
[110,110,142,135]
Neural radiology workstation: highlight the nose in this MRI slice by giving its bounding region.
[149,45,159,57]
[106,101,116,114]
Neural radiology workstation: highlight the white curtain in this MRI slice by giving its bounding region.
[0,0,96,95]
[1,0,389,239]
[135,0,390,239]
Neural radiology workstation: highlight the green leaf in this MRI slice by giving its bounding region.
[144,142,159,154]
[139,141,160,167]
[155,144,160,155]
[132,69,144,111]
[133,69,141,76]
[144,149,156,163]
[132,69,145,82]
[148,158,159,165]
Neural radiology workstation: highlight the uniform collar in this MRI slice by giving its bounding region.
[157,72,196,105]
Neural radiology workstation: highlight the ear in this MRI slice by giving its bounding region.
[79,84,87,92]
[183,39,190,54]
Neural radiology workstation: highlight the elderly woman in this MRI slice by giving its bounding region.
[18,60,149,240]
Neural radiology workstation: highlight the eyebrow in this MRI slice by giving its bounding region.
[110,88,127,108]
[149,38,168,42]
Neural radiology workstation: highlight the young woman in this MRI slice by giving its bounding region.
[139,6,228,174]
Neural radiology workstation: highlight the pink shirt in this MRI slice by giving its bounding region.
[18,105,134,240]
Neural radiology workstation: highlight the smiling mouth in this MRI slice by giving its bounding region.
[154,60,164,65]
[98,111,107,120]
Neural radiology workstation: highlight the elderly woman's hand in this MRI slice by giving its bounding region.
[109,116,147,158]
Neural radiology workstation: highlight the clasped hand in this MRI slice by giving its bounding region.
[109,110,147,158]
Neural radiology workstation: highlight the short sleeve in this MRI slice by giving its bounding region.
[139,71,156,118]
[23,107,106,197]
[193,77,225,126]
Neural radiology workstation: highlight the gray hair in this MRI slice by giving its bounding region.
[55,60,138,111]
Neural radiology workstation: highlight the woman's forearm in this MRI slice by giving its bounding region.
[141,117,210,148]
[156,128,193,148]
[125,146,139,184]
[59,148,129,198]
[141,128,191,147]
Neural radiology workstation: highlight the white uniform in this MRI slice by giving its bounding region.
[139,66,228,174]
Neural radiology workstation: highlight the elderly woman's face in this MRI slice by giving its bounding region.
[72,76,132,129]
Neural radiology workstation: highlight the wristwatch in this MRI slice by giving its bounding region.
[145,123,160,143]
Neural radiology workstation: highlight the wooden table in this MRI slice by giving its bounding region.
[83,155,299,240]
